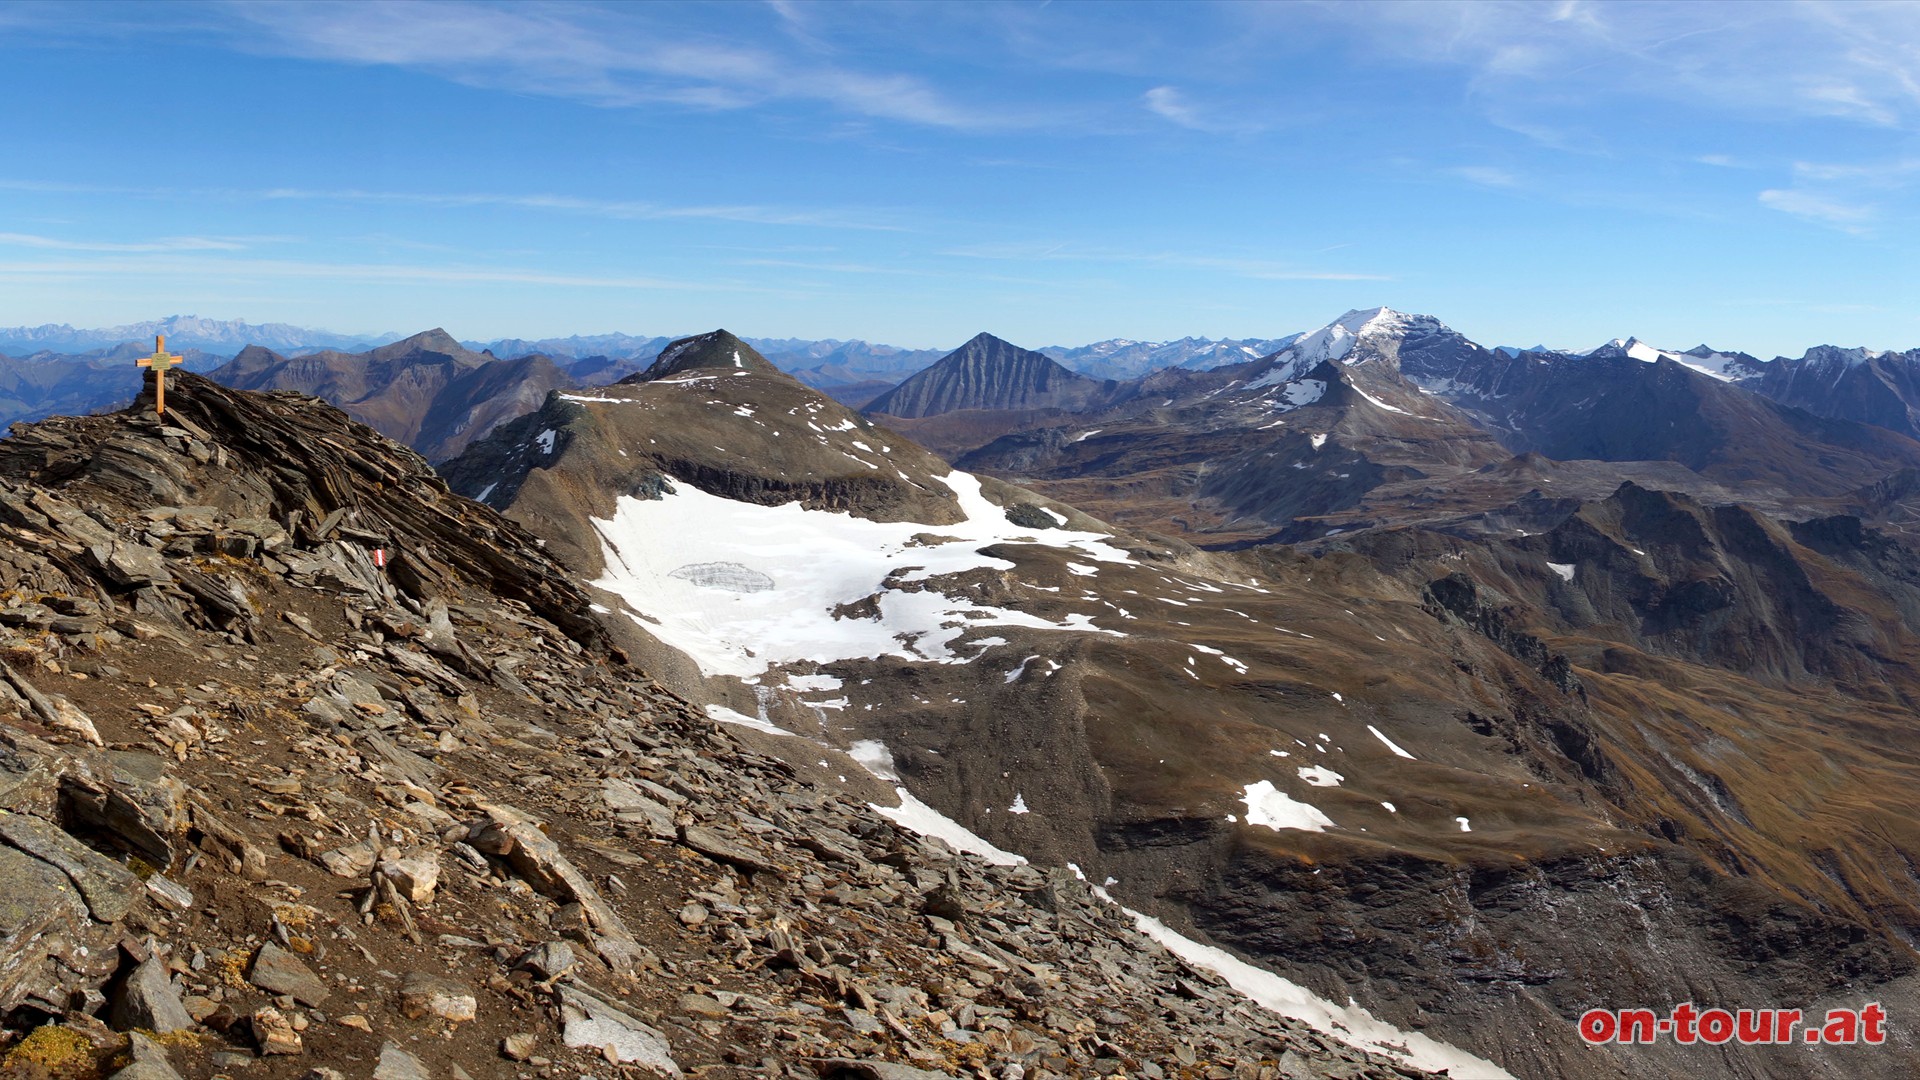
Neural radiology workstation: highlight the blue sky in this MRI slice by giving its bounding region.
[1,0,1917,355]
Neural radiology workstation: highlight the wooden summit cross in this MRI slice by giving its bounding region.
[135,334,183,416]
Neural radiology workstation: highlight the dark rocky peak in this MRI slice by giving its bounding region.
[1587,481,1716,548]
[629,330,781,381]
[954,330,1043,355]
[931,332,1084,385]
[1796,344,1880,369]
[1686,344,1741,360]
[227,343,285,368]
[367,327,480,365]
[864,332,1094,418]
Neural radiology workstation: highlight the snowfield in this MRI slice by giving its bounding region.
[590,470,1134,678]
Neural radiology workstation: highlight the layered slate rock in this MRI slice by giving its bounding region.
[0,369,607,652]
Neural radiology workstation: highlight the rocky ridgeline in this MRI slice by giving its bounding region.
[0,375,1432,1079]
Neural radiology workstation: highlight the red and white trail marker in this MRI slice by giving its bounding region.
[374,548,387,568]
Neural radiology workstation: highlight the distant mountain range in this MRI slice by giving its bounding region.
[0,317,1296,375]
[10,311,1920,476]
[0,315,403,356]
[455,332,1292,393]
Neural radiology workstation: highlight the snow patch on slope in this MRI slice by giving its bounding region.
[856,748,1507,1077]
[1240,780,1334,832]
[1350,386,1409,415]
[590,471,1132,678]
[1125,911,1515,1078]
[1600,338,1761,382]
[873,786,1027,865]
[1366,725,1415,759]
[704,703,795,737]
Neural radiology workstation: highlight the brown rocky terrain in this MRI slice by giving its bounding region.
[0,371,1437,1080]
[209,331,574,464]
[20,312,1912,1080]
[450,329,1920,1079]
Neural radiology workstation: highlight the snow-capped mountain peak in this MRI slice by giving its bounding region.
[1800,344,1882,369]
[1249,307,1445,387]
[1296,307,1413,363]
[1586,337,1765,382]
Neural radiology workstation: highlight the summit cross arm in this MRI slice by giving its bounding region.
[135,334,184,416]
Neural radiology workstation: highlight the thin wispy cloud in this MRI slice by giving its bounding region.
[1449,165,1519,189]
[0,254,758,292]
[1306,1,1920,131]
[1757,157,1920,235]
[1140,85,1271,135]
[941,242,1389,282]
[256,187,908,231]
[224,0,1045,132]
[733,258,935,276]
[1142,86,1207,131]
[0,233,254,253]
[1757,189,1875,234]
[0,177,903,232]
[1485,116,1610,157]
[1789,159,1920,185]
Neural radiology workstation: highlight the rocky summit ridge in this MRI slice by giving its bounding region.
[0,373,1428,1079]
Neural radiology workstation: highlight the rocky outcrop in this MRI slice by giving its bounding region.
[633,329,785,381]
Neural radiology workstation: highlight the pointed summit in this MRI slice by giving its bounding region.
[866,332,1100,418]
[368,327,478,363]
[631,330,782,381]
